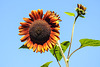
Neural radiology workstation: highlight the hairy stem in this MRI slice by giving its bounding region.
[67,14,79,59]
[57,41,69,67]
[68,46,81,59]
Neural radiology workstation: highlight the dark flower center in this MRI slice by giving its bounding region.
[29,20,51,45]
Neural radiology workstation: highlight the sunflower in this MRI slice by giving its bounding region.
[18,9,61,53]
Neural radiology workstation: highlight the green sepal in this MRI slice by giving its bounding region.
[19,45,28,49]
[79,15,85,18]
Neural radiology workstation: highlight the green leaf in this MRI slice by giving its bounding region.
[41,61,53,67]
[79,15,85,18]
[50,45,62,61]
[19,45,28,49]
[61,41,70,53]
[79,39,100,48]
[49,41,70,61]
[64,12,75,16]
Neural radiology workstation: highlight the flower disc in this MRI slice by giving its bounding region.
[29,20,51,45]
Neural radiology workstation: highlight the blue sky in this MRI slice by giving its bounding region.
[0,0,100,67]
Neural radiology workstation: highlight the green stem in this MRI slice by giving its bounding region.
[57,41,68,67]
[68,46,81,59]
[67,14,79,59]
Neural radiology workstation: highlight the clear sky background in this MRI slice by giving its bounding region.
[0,0,100,67]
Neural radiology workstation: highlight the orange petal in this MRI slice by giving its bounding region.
[45,12,51,18]
[23,18,33,24]
[40,9,43,19]
[43,12,47,20]
[24,38,30,46]
[33,43,37,52]
[40,46,44,53]
[19,28,29,32]
[20,22,30,27]
[29,42,34,49]
[37,9,41,18]
[43,43,48,51]
[52,29,60,34]
[37,45,42,52]
[36,49,38,53]
[49,41,55,48]
[51,21,57,24]
[18,26,23,29]
[20,34,29,42]
[56,14,59,17]
[51,41,56,46]
[18,30,29,35]
[18,26,29,29]
[77,4,80,8]
[29,13,35,21]
[27,41,31,47]
[34,10,40,19]
[51,27,60,31]
[52,21,60,25]
[51,31,59,36]
[37,9,41,13]
[80,4,83,9]
[31,10,39,20]
[58,19,62,22]
[40,50,42,53]
[49,37,57,44]
[50,17,58,22]
[43,11,51,20]
[83,7,87,11]
[47,40,52,49]
[50,23,60,28]
[42,47,45,53]
[43,43,46,51]
[50,34,59,41]
[49,15,55,19]
[55,35,60,40]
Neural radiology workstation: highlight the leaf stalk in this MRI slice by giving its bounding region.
[68,46,81,59]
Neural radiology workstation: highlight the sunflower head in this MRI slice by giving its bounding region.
[76,4,87,15]
[18,9,61,53]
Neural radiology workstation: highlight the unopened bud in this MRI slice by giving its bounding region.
[76,4,87,15]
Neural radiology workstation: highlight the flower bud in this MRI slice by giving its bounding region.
[76,4,87,15]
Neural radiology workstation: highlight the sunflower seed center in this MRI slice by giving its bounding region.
[29,20,51,45]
